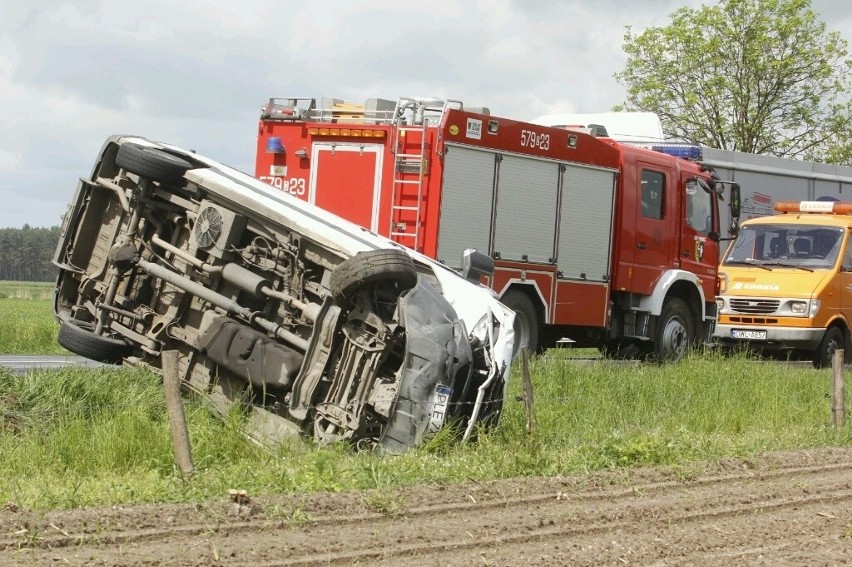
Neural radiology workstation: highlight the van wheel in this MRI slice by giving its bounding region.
[116,143,193,185]
[652,298,693,362]
[812,326,847,368]
[330,249,418,306]
[57,320,132,364]
[501,290,540,356]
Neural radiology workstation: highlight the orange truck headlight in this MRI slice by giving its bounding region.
[790,301,807,315]
[717,272,727,294]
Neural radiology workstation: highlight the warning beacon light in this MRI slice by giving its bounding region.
[650,143,703,160]
[266,136,285,154]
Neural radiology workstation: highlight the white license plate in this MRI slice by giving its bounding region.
[731,329,767,340]
[425,385,453,436]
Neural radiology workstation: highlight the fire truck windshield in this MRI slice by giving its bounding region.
[723,224,844,269]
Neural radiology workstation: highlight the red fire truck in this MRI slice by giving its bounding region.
[254,96,740,360]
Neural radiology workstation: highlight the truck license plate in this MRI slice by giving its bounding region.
[731,329,767,340]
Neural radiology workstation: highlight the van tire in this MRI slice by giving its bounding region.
[812,326,847,368]
[57,320,132,364]
[116,143,192,185]
[330,249,418,305]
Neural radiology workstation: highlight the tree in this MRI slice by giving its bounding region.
[0,225,60,282]
[614,0,852,164]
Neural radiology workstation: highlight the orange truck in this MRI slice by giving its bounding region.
[714,200,852,367]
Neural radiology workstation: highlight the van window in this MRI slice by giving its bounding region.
[641,170,664,220]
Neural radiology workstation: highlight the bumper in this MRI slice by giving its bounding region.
[713,324,825,350]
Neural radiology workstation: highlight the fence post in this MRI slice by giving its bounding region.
[521,346,536,435]
[832,349,846,429]
[162,349,194,478]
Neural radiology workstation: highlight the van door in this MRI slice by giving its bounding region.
[840,233,852,332]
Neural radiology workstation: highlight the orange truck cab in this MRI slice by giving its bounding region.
[714,200,852,367]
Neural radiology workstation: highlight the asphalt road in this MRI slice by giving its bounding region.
[0,355,109,374]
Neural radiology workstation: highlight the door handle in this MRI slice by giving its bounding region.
[637,242,647,250]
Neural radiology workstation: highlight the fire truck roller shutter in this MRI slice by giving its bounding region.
[437,145,496,268]
[492,155,560,263]
[557,164,617,281]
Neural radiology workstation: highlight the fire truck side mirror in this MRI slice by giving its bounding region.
[461,248,494,282]
[729,183,741,219]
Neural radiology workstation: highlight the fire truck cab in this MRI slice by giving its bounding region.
[255,95,739,361]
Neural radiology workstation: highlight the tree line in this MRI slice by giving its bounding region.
[0,225,61,282]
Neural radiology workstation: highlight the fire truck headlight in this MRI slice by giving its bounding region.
[715,297,725,312]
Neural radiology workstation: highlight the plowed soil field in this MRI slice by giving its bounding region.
[2,447,852,566]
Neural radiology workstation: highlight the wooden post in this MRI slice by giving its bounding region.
[162,349,194,478]
[521,346,536,435]
[832,349,846,429]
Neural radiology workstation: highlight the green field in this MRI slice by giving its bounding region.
[1,349,849,511]
[0,280,54,301]
[0,281,65,355]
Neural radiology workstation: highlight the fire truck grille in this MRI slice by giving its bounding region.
[729,298,780,314]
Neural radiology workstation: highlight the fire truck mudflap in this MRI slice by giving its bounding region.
[52,135,515,453]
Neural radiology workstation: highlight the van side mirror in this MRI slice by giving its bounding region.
[461,248,493,282]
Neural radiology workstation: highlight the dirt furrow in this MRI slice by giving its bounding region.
[3,457,850,553]
[2,448,851,566]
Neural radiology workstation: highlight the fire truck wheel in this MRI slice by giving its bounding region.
[115,143,193,185]
[57,319,132,364]
[812,326,848,368]
[653,298,694,362]
[330,249,418,306]
[501,290,540,356]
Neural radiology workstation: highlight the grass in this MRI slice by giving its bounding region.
[0,280,54,301]
[0,286,65,354]
[1,349,849,511]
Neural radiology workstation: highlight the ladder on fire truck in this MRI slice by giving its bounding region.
[388,98,460,252]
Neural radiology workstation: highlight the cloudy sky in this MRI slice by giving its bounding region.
[1,0,850,228]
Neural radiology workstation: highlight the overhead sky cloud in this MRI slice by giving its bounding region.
[0,0,849,228]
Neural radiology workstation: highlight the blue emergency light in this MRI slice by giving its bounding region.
[266,136,285,154]
[650,143,702,160]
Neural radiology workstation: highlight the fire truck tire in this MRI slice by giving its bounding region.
[330,249,418,305]
[501,290,540,356]
[116,143,193,185]
[57,319,132,364]
[652,298,694,362]
[812,326,848,368]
